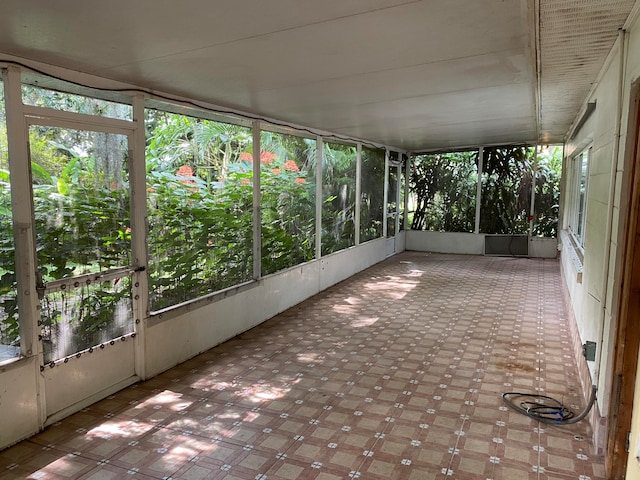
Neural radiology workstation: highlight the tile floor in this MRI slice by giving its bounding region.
[0,252,606,479]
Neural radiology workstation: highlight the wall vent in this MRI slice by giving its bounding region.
[484,235,529,256]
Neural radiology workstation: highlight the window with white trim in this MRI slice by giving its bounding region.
[570,147,590,247]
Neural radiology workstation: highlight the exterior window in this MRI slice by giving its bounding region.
[145,109,253,311]
[572,148,590,246]
[360,147,385,242]
[260,130,316,275]
[322,141,357,255]
[0,76,19,362]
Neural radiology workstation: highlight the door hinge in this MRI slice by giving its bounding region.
[625,431,631,453]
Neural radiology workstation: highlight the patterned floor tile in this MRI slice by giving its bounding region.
[1,253,606,480]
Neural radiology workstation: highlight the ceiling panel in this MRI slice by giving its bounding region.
[331,84,536,149]
[215,50,530,112]
[98,1,530,96]
[0,0,419,71]
[0,0,635,150]
[538,0,636,143]
[382,118,537,151]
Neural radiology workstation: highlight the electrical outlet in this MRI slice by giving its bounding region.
[582,341,596,361]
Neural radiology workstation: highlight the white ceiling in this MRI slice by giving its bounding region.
[0,0,635,151]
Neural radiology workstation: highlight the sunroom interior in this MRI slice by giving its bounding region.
[2,0,640,478]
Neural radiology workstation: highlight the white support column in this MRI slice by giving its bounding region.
[355,143,362,245]
[383,150,389,237]
[4,66,38,358]
[252,121,261,280]
[4,65,47,424]
[529,145,538,237]
[395,164,401,235]
[474,147,484,234]
[404,155,411,230]
[131,94,148,380]
[315,136,323,258]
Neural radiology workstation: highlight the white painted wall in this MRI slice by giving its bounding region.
[406,231,485,255]
[0,358,41,450]
[561,35,623,398]
[0,238,390,451]
[620,10,640,480]
[396,230,407,253]
[558,9,640,470]
[406,230,557,258]
[43,340,137,424]
[528,236,559,258]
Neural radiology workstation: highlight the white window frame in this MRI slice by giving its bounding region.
[569,147,590,248]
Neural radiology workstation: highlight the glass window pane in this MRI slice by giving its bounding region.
[410,151,477,232]
[533,145,562,238]
[22,85,132,120]
[322,142,357,255]
[577,150,589,241]
[360,147,385,242]
[260,131,316,275]
[0,76,19,361]
[146,110,253,310]
[479,146,532,235]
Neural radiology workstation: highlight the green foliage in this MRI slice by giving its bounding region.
[533,146,562,237]
[0,95,388,352]
[0,173,18,346]
[145,112,255,309]
[480,145,561,236]
[322,142,358,254]
[31,130,132,362]
[480,146,533,235]
[22,85,132,120]
[410,151,478,232]
[40,279,132,361]
[27,127,70,179]
[147,161,254,309]
[0,82,17,346]
[146,114,319,308]
[259,133,316,275]
[409,146,561,237]
[0,110,133,356]
[360,147,385,242]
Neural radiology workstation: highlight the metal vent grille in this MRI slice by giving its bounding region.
[538,0,636,142]
[485,235,529,256]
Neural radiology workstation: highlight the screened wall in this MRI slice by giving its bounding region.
[0,69,398,367]
[409,146,562,237]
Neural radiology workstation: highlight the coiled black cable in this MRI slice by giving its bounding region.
[502,385,597,425]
